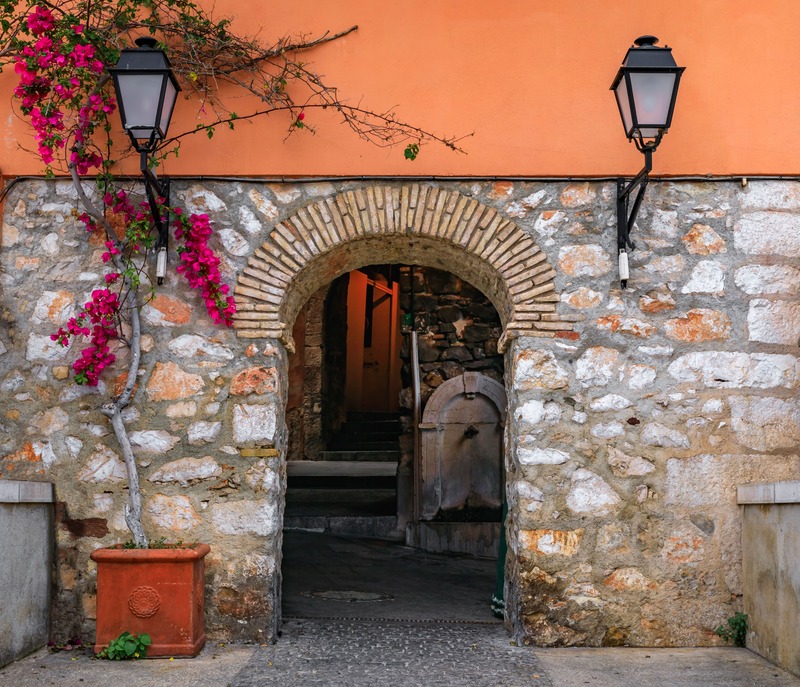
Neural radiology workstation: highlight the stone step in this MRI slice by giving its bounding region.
[319,450,400,463]
[286,488,396,511]
[287,461,397,477]
[327,440,399,452]
[284,515,402,541]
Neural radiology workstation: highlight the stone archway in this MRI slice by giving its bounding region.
[231,185,573,350]
[232,183,567,635]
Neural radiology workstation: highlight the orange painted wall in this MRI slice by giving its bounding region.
[1,0,797,177]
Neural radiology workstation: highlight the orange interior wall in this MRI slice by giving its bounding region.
[1,0,797,177]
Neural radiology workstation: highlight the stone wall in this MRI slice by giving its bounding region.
[397,265,504,412]
[1,178,799,646]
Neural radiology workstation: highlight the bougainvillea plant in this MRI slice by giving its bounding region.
[0,0,463,546]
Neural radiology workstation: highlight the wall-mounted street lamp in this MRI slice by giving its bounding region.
[109,37,181,284]
[611,35,684,287]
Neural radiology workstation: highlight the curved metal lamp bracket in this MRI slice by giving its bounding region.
[617,146,653,288]
[139,149,170,284]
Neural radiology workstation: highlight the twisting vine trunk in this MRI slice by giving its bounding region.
[68,162,148,547]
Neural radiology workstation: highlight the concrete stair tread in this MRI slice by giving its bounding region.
[287,461,397,477]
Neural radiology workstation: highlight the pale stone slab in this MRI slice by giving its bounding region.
[233,404,277,445]
[735,212,800,256]
[148,457,221,486]
[681,260,725,295]
[668,351,800,389]
[730,396,800,451]
[146,494,201,530]
[129,430,180,453]
[735,264,800,296]
[589,394,631,412]
[747,299,800,345]
[513,349,569,390]
[168,334,234,359]
[576,347,620,387]
[641,423,690,449]
[667,455,800,509]
[739,181,800,210]
[566,469,621,516]
[517,447,570,465]
[212,499,278,536]
[187,421,222,445]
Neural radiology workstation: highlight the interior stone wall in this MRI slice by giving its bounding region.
[1,178,799,646]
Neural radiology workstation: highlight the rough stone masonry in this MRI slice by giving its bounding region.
[1,178,799,646]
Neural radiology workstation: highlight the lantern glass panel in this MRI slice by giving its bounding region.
[158,79,178,137]
[614,78,633,136]
[629,72,676,130]
[117,73,165,138]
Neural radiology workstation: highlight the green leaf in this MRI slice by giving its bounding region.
[404,143,420,161]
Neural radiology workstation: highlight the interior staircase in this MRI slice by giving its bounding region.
[284,411,403,540]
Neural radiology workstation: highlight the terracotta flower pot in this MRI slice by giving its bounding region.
[90,543,210,657]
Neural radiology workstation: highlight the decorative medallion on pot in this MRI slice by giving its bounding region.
[91,544,210,657]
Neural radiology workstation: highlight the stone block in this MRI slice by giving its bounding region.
[666,454,800,507]
[735,264,800,296]
[146,362,204,401]
[212,499,278,536]
[681,260,725,295]
[233,404,277,445]
[668,351,800,389]
[558,244,611,277]
[641,423,690,449]
[596,315,655,337]
[146,494,201,530]
[739,181,800,210]
[562,287,602,309]
[142,294,192,326]
[747,299,800,344]
[575,346,620,387]
[168,334,234,359]
[187,421,222,445]
[566,469,621,516]
[148,458,221,486]
[663,309,730,342]
[517,447,569,465]
[513,349,569,390]
[129,430,180,453]
[681,224,726,254]
[735,212,800,256]
[520,528,583,556]
[730,396,800,451]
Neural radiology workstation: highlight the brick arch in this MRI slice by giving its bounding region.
[232,184,572,351]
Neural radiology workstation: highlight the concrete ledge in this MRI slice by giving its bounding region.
[738,480,800,505]
[0,480,54,504]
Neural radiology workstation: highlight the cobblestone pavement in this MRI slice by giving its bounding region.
[230,618,552,687]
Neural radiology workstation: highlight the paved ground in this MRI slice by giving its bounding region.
[2,532,799,686]
[281,530,500,622]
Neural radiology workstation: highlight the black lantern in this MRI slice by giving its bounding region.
[109,36,181,153]
[610,35,684,153]
[611,35,685,288]
[109,37,181,284]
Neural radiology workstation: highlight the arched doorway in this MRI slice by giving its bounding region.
[231,184,570,637]
[281,263,508,622]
